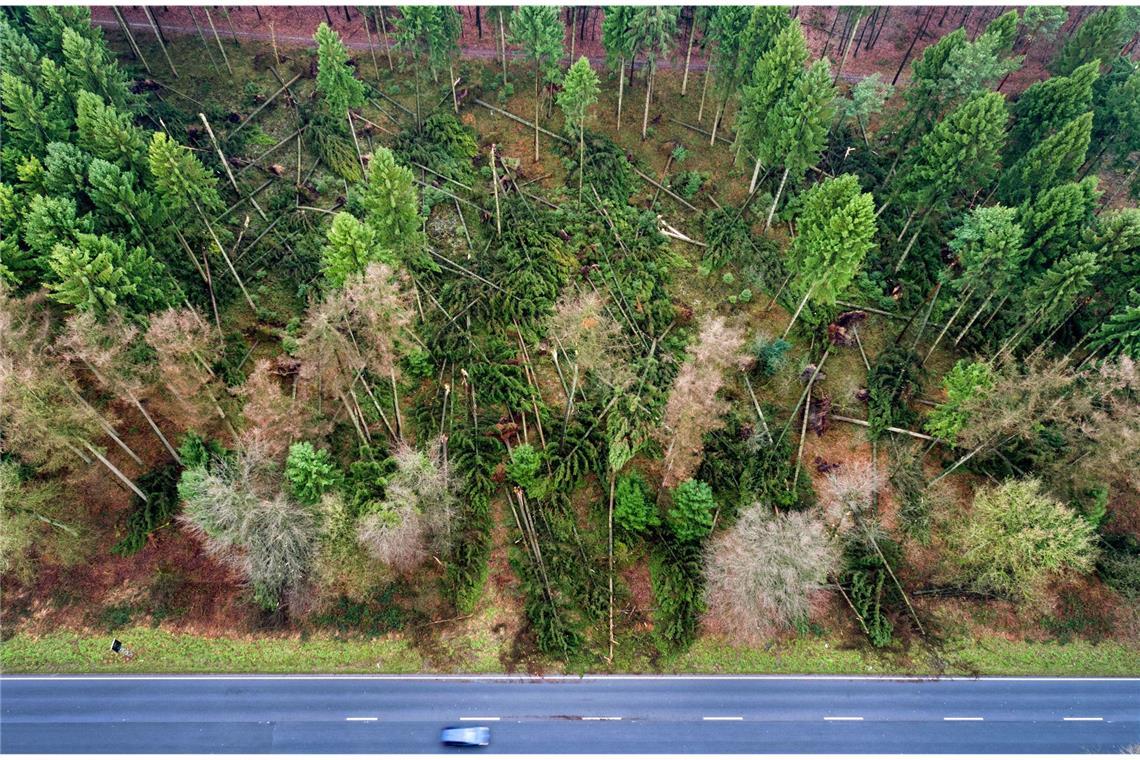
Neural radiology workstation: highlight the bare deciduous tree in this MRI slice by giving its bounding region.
[356,438,456,572]
[705,506,838,639]
[659,316,748,488]
[145,307,230,435]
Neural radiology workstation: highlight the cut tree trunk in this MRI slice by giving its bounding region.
[766,166,790,231]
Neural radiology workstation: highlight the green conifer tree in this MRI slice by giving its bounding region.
[1008,60,1099,159]
[320,211,395,288]
[734,21,808,194]
[46,232,171,315]
[634,6,678,140]
[784,173,877,335]
[314,22,365,117]
[557,57,601,202]
[1020,177,1100,273]
[509,6,564,162]
[762,59,837,230]
[75,90,148,172]
[356,146,425,267]
[998,112,1093,205]
[601,6,639,129]
[1050,7,1129,76]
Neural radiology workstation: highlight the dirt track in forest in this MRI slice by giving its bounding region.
[93,5,1090,96]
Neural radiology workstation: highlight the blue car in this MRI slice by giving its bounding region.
[440,725,491,747]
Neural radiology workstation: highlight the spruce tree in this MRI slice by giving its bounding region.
[60,26,133,109]
[1050,7,1129,76]
[784,173,877,335]
[0,72,68,156]
[998,112,1093,206]
[634,7,678,140]
[1089,62,1140,173]
[392,7,435,125]
[509,6,564,163]
[893,92,1008,271]
[355,147,425,267]
[22,194,90,263]
[704,6,752,144]
[1088,290,1140,360]
[46,232,172,315]
[147,132,224,219]
[75,90,148,173]
[927,206,1026,356]
[1007,60,1099,159]
[762,59,837,230]
[557,57,600,201]
[320,211,394,288]
[314,22,365,116]
[1011,250,1100,354]
[601,6,638,129]
[734,21,808,194]
[943,10,1023,102]
[1020,177,1100,273]
[892,28,967,152]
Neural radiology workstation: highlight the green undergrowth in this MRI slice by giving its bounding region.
[4,628,1136,676]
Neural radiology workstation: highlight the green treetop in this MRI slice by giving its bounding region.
[557,56,601,201]
[601,5,639,128]
[998,112,1093,206]
[46,231,172,316]
[633,6,679,139]
[320,211,394,288]
[761,59,837,229]
[75,90,148,173]
[510,6,564,162]
[147,131,223,218]
[314,22,365,116]
[784,173,877,335]
[1050,7,1130,76]
[898,91,1008,216]
[1019,177,1100,273]
[734,21,808,187]
[1008,60,1099,160]
[1088,290,1140,360]
[355,146,425,267]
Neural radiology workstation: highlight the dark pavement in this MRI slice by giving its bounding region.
[2,674,1138,754]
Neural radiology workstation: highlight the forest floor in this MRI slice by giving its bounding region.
[2,13,1138,676]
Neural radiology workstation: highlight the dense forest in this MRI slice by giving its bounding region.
[1,5,1139,673]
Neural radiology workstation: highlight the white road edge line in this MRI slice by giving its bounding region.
[944,717,984,721]
[702,716,743,721]
[824,716,864,721]
[459,717,501,722]
[1063,717,1104,721]
[345,717,378,721]
[581,716,622,721]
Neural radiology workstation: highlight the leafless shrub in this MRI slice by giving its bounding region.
[548,290,633,390]
[356,438,456,571]
[296,263,415,425]
[238,359,318,461]
[705,506,839,639]
[145,307,228,434]
[820,460,885,533]
[659,316,748,488]
[1,292,103,473]
[178,442,318,608]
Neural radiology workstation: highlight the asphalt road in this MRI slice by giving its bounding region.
[2,675,1138,754]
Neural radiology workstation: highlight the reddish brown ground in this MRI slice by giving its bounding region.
[93,5,1091,97]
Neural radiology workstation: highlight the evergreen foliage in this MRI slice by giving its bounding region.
[284,442,343,506]
[667,479,716,543]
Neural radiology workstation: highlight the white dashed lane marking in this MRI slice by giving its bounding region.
[824,716,864,721]
[345,717,378,721]
[459,717,500,721]
[1063,717,1104,721]
[944,717,984,721]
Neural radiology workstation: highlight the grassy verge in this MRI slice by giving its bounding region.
[4,629,1137,676]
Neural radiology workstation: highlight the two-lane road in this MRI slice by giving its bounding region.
[2,674,1138,753]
